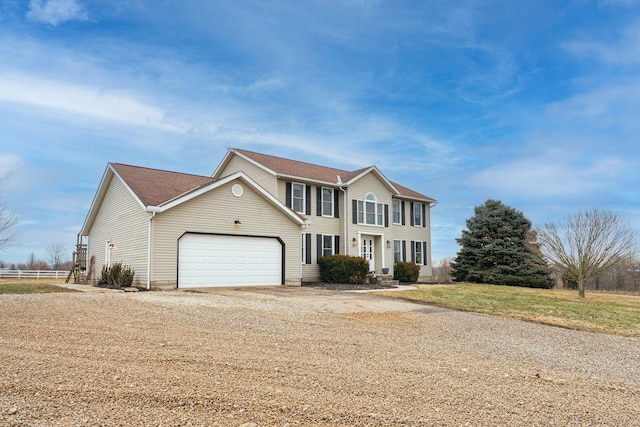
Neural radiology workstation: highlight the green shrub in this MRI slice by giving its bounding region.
[394,261,420,282]
[97,262,135,288]
[318,255,369,284]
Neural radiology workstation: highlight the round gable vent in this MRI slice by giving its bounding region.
[232,183,244,197]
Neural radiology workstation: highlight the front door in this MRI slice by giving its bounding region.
[361,237,375,272]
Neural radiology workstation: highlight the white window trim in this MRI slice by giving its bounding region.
[301,234,308,265]
[357,193,384,227]
[413,202,423,227]
[392,199,401,225]
[322,234,336,257]
[414,240,425,265]
[292,182,306,214]
[321,187,334,217]
[393,239,402,263]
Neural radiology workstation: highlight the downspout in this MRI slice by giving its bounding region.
[146,206,161,290]
[337,175,348,254]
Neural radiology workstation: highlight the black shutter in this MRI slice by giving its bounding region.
[305,185,312,215]
[334,190,340,218]
[410,240,415,263]
[352,199,358,224]
[402,240,407,262]
[285,182,292,208]
[317,234,323,263]
[422,204,427,227]
[423,242,428,265]
[334,236,340,254]
[401,201,406,225]
[305,233,312,264]
[384,204,389,228]
[409,202,414,226]
[316,187,322,216]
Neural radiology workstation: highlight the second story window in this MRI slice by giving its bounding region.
[392,199,402,225]
[322,187,334,217]
[292,183,305,214]
[357,193,384,226]
[413,202,423,227]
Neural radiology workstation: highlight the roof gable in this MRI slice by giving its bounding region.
[111,163,216,207]
[221,148,436,203]
[81,163,306,235]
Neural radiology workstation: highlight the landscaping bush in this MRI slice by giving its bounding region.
[394,261,420,282]
[318,255,369,284]
[97,262,135,288]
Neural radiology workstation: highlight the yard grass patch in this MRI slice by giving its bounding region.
[0,279,76,294]
[378,284,640,337]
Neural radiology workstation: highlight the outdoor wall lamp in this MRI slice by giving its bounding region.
[386,240,391,249]
[352,237,357,246]
[234,219,241,225]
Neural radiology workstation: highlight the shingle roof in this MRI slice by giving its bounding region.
[234,149,364,183]
[110,163,216,207]
[234,148,436,203]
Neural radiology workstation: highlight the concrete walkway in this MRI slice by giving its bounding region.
[53,283,122,293]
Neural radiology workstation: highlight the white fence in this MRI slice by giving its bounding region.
[0,270,69,279]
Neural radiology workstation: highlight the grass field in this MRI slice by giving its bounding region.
[0,279,77,294]
[378,284,640,337]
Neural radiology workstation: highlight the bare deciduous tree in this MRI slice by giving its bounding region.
[0,175,19,252]
[537,209,637,298]
[434,258,452,283]
[46,242,68,270]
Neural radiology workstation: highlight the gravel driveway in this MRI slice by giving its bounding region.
[1,287,638,426]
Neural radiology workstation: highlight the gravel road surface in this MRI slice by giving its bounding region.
[1,287,638,426]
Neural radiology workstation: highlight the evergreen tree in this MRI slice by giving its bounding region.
[451,199,553,288]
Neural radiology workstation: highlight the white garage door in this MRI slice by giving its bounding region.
[178,233,283,288]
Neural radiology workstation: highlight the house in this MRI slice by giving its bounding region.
[80,148,437,289]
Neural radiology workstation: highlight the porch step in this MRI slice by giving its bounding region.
[366,273,400,286]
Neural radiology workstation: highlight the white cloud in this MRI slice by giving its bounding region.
[26,0,88,26]
[0,153,23,177]
[564,19,640,65]
[0,73,186,132]
[471,153,630,199]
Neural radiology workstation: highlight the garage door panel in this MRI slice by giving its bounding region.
[179,234,282,288]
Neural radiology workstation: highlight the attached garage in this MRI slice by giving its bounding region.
[178,233,284,288]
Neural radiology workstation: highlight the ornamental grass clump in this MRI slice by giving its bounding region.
[97,262,135,288]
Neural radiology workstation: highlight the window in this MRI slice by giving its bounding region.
[322,235,335,257]
[412,241,427,265]
[392,200,401,225]
[357,193,384,226]
[413,202,423,227]
[393,240,402,263]
[322,187,334,217]
[414,241,423,265]
[292,183,305,214]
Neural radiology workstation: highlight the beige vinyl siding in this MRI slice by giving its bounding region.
[86,176,149,285]
[218,155,278,196]
[275,180,344,281]
[151,179,302,287]
[345,173,393,271]
[391,200,433,279]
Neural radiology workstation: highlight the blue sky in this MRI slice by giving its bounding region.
[1,0,640,266]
